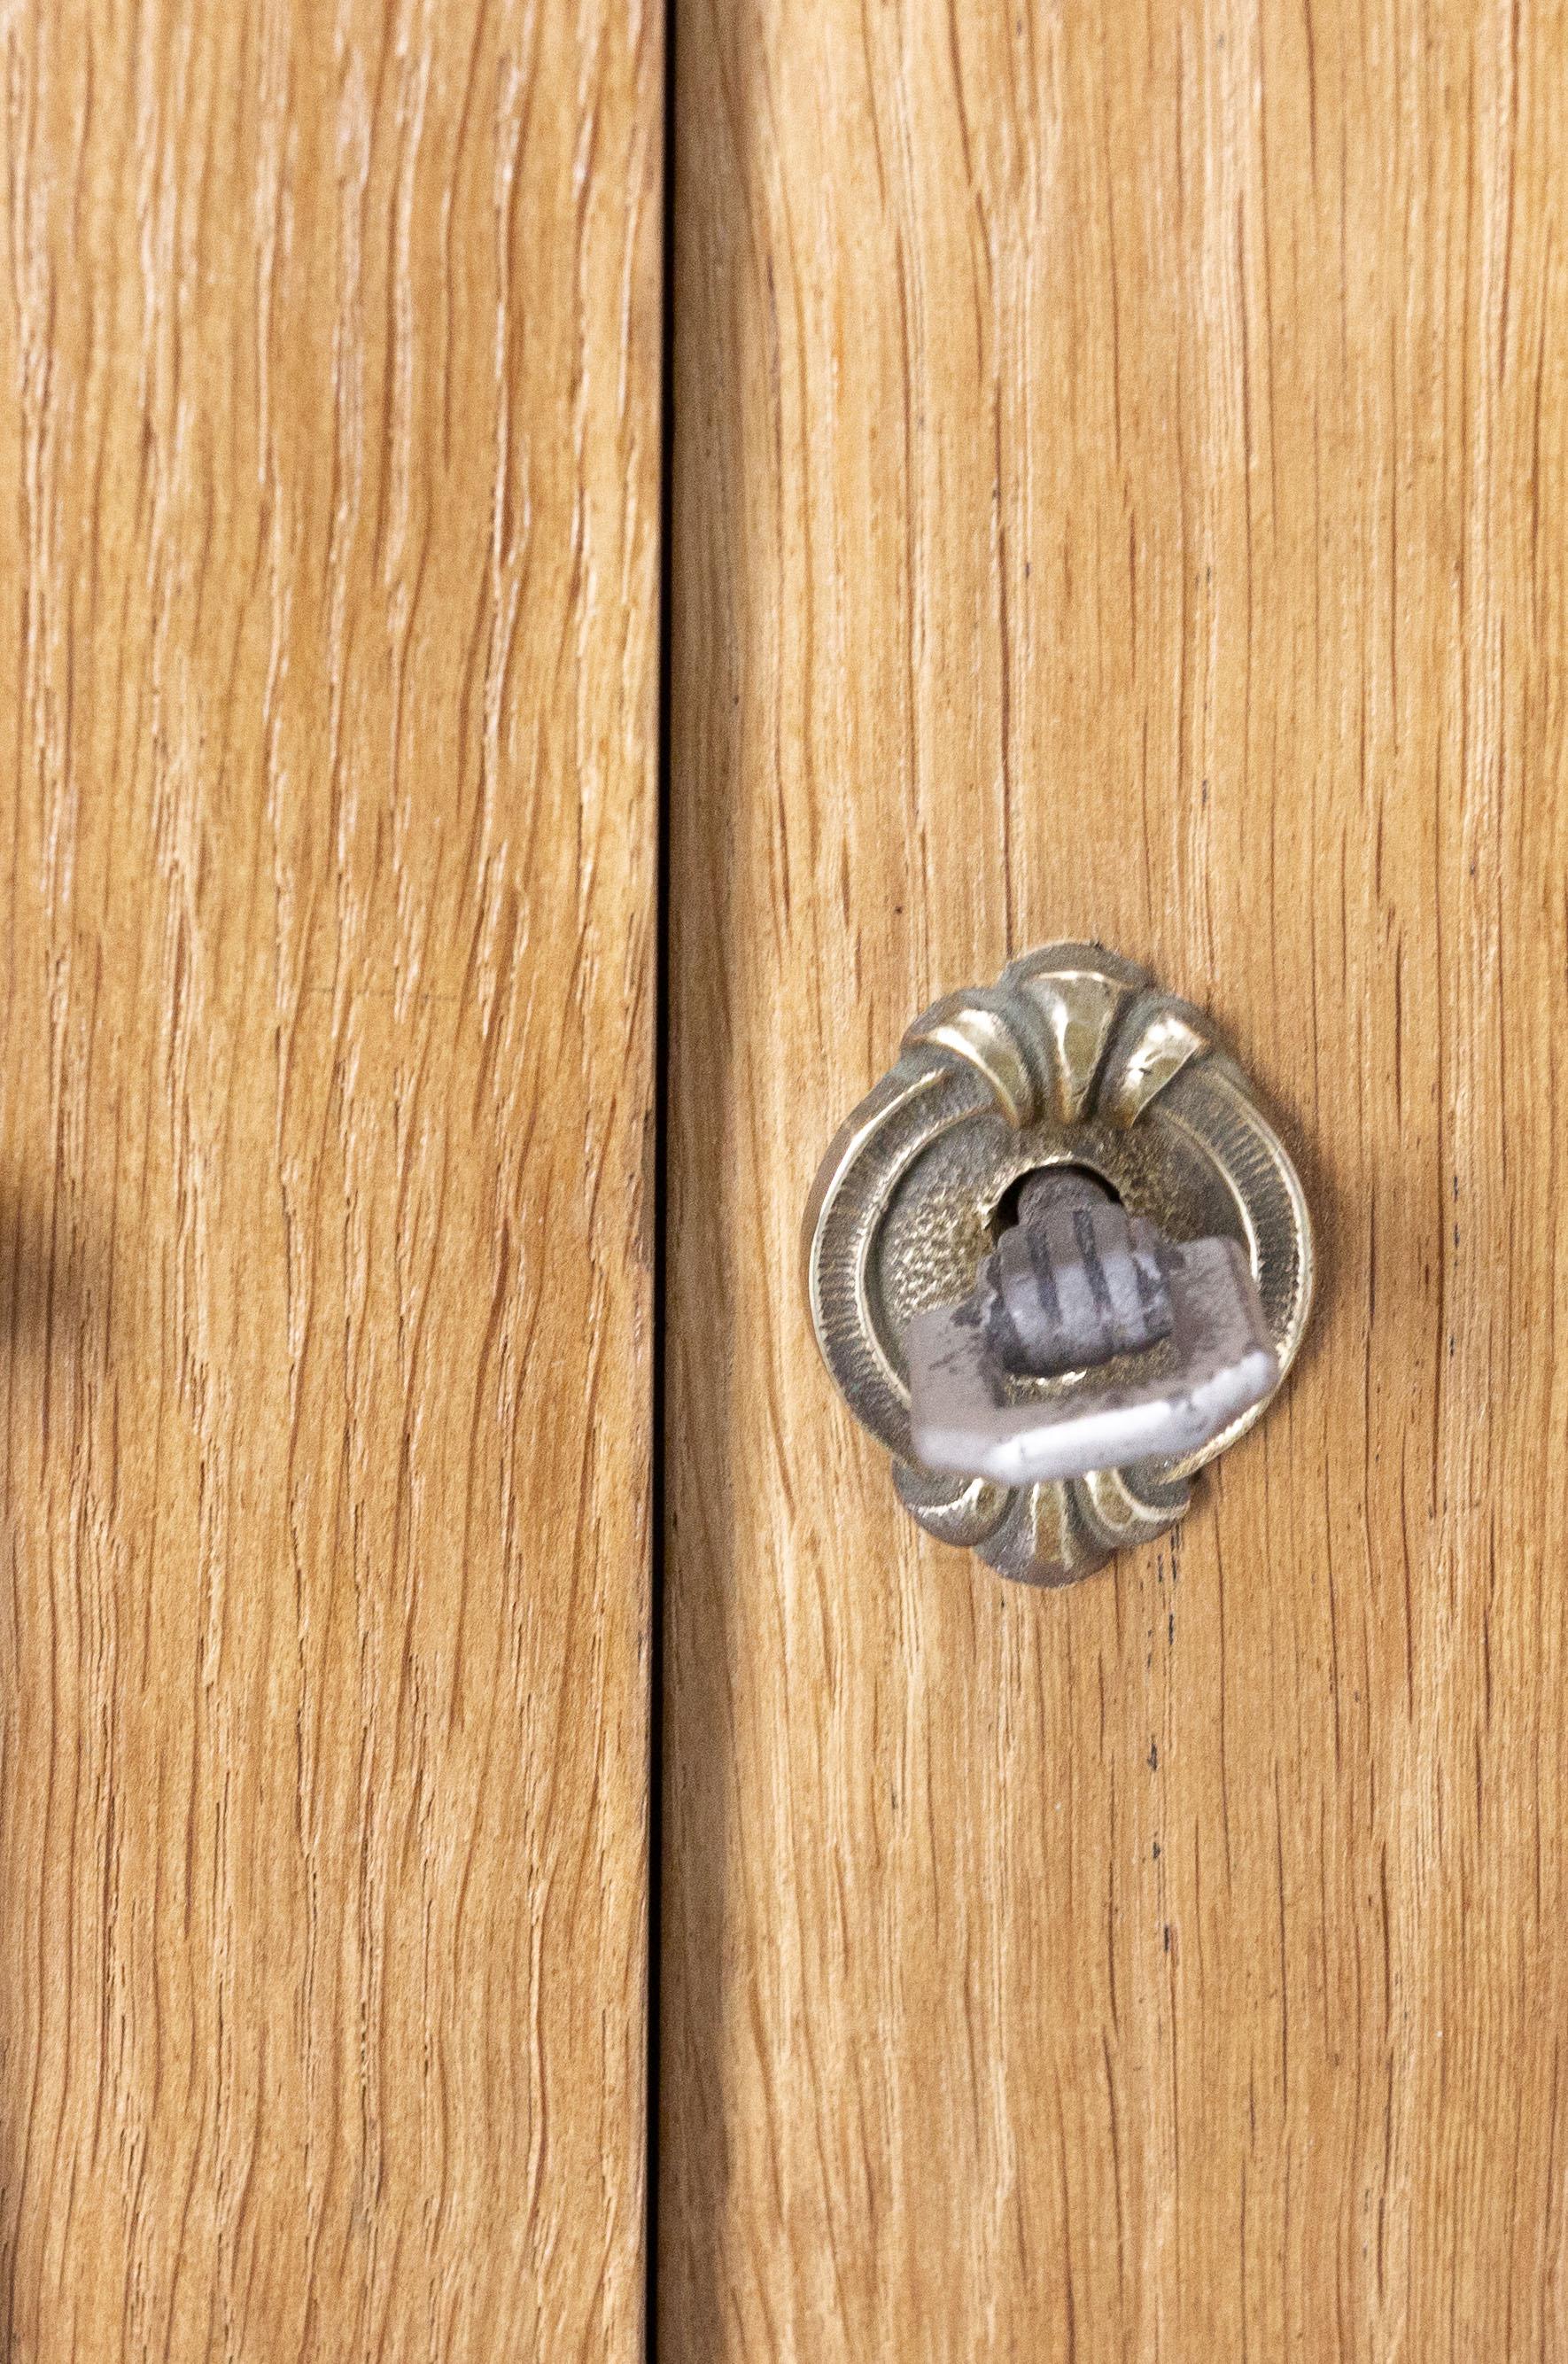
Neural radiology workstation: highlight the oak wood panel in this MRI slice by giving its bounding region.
[0,0,661,2354]
[663,0,1568,2352]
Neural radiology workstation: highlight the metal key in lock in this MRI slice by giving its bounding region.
[803,945,1313,1585]
[905,1164,1278,1490]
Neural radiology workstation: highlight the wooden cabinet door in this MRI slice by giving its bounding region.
[0,4,661,2355]
[8,0,1568,2353]
[663,0,1568,2354]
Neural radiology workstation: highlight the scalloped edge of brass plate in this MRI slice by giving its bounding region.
[803,944,1314,1585]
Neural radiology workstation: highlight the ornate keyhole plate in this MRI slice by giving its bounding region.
[803,945,1314,1584]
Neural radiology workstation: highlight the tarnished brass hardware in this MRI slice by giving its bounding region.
[803,945,1313,1586]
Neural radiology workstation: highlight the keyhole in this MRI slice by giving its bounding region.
[987,1161,1121,1244]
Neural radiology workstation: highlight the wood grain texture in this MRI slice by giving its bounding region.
[0,0,661,2354]
[663,0,1568,2352]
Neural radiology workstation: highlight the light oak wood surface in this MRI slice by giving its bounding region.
[0,1,661,2354]
[663,0,1568,2353]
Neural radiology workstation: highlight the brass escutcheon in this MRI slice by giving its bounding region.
[802,945,1314,1585]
